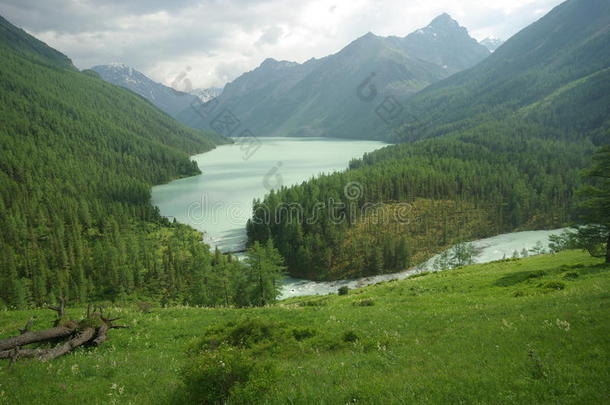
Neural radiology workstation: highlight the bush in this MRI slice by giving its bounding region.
[197,318,289,351]
[542,281,566,290]
[352,298,375,306]
[338,286,350,295]
[292,327,317,341]
[176,346,276,404]
[136,301,153,313]
[343,330,359,343]
[526,271,546,280]
[298,298,328,307]
[563,272,579,280]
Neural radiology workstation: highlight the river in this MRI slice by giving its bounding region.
[279,228,567,299]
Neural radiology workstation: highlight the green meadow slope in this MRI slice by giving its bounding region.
[1,250,608,404]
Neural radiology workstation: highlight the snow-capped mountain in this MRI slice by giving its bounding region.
[91,63,199,119]
[480,37,504,52]
[190,87,223,103]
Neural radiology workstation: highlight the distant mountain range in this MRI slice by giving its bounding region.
[480,37,504,52]
[91,63,200,119]
[191,87,223,102]
[91,64,223,131]
[178,13,490,139]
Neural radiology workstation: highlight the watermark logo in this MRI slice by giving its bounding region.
[343,181,363,200]
[356,72,378,102]
[210,108,241,136]
[375,96,404,125]
[235,129,263,161]
[191,97,219,119]
[173,66,265,163]
[356,72,422,140]
[263,161,283,191]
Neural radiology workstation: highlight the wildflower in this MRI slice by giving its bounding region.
[555,319,570,331]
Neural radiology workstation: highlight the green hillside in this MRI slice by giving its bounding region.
[396,0,610,143]
[0,15,231,308]
[1,251,608,404]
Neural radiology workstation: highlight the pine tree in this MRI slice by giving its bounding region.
[244,240,285,306]
[577,145,610,263]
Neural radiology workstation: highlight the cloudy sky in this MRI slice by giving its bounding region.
[0,0,565,89]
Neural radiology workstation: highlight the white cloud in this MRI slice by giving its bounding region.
[0,0,566,88]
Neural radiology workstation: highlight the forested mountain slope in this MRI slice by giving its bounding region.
[0,15,230,307]
[397,0,610,144]
[247,0,609,280]
[178,14,489,139]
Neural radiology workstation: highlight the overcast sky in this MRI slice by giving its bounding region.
[0,0,565,89]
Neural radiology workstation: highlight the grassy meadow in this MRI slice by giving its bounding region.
[0,250,608,404]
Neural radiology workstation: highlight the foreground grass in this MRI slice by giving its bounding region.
[0,250,608,404]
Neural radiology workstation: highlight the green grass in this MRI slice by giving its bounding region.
[0,250,608,404]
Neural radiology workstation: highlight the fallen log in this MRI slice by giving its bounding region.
[91,323,109,346]
[0,324,77,351]
[0,302,127,362]
[0,348,47,360]
[38,327,96,361]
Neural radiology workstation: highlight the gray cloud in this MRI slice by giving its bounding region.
[0,0,565,88]
[255,26,285,47]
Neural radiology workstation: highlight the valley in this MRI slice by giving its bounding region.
[0,0,608,403]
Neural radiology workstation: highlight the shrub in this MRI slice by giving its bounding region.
[563,272,579,280]
[193,318,291,353]
[227,319,278,347]
[353,299,375,306]
[176,346,276,404]
[298,298,328,307]
[526,271,546,280]
[542,281,566,290]
[136,301,153,313]
[343,330,359,343]
[338,286,349,295]
[292,327,317,341]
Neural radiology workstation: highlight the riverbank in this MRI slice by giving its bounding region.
[280,228,567,299]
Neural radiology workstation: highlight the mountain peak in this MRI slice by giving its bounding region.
[107,62,130,70]
[411,13,469,39]
[260,58,298,69]
[429,13,460,29]
[261,57,278,66]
